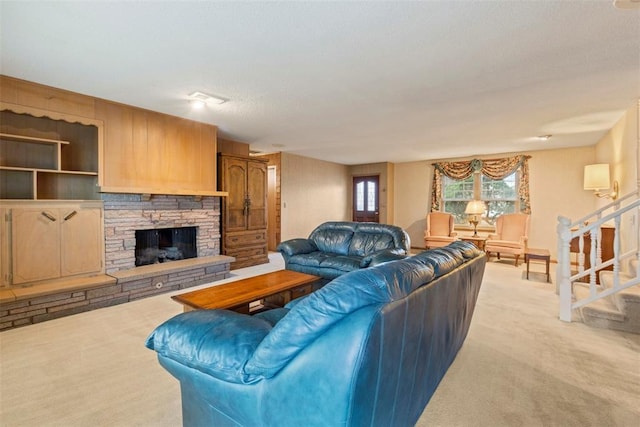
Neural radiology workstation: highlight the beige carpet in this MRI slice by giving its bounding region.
[1,254,638,426]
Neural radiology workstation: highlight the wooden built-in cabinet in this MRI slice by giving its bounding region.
[1,75,225,198]
[96,100,222,196]
[0,96,105,287]
[219,154,269,269]
[1,201,104,286]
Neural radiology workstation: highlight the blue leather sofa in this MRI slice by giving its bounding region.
[146,241,486,427]
[277,221,411,279]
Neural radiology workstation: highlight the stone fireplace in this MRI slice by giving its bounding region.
[102,193,221,273]
[135,226,197,266]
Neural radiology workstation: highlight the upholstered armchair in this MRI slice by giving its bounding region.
[485,213,530,266]
[424,212,458,249]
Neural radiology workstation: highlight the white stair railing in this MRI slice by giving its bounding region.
[557,189,640,322]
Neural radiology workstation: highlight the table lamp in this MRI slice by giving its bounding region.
[465,200,485,237]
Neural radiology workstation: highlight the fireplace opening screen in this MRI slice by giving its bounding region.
[135,227,197,266]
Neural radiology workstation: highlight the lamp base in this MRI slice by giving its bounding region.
[470,220,479,237]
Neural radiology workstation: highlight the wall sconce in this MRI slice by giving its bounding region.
[465,200,486,236]
[584,163,619,200]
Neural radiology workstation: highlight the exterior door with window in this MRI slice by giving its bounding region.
[353,176,379,223]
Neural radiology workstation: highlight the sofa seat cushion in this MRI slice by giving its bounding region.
[287,252,362,272]
[145,310,272,383]
[319,255,362,271]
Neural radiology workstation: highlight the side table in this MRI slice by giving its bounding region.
[525,248,551,283]
[460,235,487,251]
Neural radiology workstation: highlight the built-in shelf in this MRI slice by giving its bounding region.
[0,109,101,201]
[0,132,71,145]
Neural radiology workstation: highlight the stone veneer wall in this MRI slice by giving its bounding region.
[102,194,221,273]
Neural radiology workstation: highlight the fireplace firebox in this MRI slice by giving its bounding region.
[135,227,197,266]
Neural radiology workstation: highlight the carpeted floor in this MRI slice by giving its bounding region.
[1,254,638,426]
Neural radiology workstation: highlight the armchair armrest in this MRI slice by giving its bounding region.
[277,238,318,258]
[145,310,272,384]
[360,248,407,268]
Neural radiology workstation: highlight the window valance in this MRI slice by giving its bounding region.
[430,155,531,214]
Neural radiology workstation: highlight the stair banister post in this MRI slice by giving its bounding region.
[557,216,573,321]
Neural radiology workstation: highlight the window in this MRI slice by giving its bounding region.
[442,172,518,226]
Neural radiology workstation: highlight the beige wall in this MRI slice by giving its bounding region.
[279,101,638,257]
[393,147,598,259]
[593,100,639,255]
[280,153,350,240]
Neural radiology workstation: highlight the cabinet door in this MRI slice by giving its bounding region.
[247,160,268,230]
[12,208,61,284]
[224,158,249,232]
[60,208,103,276]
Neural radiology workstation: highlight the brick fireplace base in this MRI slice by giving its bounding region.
[0,255,233,331]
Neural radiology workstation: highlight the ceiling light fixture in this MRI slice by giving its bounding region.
[536,135,552,141]
[188,91,227,108]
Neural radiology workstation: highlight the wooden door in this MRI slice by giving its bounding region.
[223,157,249,232]
[353,175,380,223]
[60,208,103,276]
[247,159,267,230]
[12,208,60,284]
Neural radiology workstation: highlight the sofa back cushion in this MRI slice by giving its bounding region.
[307,222,410,257]
[348,232,395,256]
[309,222,356,255]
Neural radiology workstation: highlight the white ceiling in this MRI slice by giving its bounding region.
[1,1,639,165]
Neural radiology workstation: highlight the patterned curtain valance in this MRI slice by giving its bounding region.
[430,155,532,214]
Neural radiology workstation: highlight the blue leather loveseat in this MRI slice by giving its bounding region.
[277,221,410,279]
[146,241,486,427]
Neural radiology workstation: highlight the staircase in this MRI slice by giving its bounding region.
[557,189,640,333]
[576,259,640,333]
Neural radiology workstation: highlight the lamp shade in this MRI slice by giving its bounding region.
[584,164,610,190]
[465,200,485,215]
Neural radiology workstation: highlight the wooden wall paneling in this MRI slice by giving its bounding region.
[200,124,217,191]
[96,100,134,189]
[133,108,152,189]
[0,76,95,118]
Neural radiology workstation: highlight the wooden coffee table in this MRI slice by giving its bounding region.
[171,270,320,314]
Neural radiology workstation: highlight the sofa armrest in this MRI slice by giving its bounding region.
[145,310,272,384]
[277,239,318,258]
[360,248,407,268]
